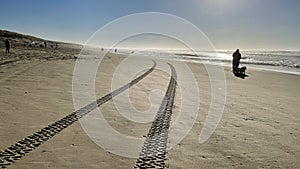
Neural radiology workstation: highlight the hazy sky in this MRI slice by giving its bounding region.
[1,0,299,50]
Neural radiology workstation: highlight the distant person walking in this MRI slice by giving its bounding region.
[4,39,10,54]
[232,49,241,72]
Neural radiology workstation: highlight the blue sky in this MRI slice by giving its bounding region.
[1,0,300,50]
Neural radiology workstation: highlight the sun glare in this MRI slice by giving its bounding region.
[194,0,243,12]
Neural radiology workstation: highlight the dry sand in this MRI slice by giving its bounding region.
[0,45,299,169]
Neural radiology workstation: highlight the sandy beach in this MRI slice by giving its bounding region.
[0,41,299,169]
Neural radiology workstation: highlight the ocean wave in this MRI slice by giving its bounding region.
[173,51,300,69]
[130,49,300,70]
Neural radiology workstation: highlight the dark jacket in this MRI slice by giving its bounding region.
[233,51,241,63]
[5,40,10,47]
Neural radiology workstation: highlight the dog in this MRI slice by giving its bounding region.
[238,66,247,75]
[233,66,248,79]
[233,66,247,76]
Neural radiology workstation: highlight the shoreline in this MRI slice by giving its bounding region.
[123,49,300,76]
[159,57,300,76]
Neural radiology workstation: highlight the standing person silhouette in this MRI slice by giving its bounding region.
[232,49,241,73]
[4,39,10,54]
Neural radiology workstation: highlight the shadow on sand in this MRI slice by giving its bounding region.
[233,72,248,79]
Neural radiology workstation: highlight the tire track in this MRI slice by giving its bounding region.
[0,61,156,168]
[134,63,177,169]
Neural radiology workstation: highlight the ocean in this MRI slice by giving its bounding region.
[118,49,300,75]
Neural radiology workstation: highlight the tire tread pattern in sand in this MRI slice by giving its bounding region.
[135,63,177,169]
[0,61,157,168]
